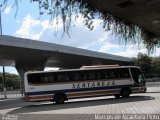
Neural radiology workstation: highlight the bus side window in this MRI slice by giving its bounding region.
[63,73,69,81]
[103,70,109,79]
[81,72,87,80]
[43,75,49,83]
[96,71,101,80]
[88,72,95,80]
[73,72,79,81]
[107,70,115,79]
[118,68,130,79]
[57,74,63,82]
[114,69,122,78]
[59,73,69,82]
[116,71,121,78]
[43,74,54,83]
[27,73,42,84]
[110,71,115,78]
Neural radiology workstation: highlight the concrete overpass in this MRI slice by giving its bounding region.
[84,0,160,37]
[0,35,131,86]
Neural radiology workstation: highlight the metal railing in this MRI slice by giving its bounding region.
[0,90,23,99]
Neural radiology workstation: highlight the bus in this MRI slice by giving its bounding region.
[24,65,146,103]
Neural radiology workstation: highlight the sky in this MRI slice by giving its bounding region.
[0,0,160,74]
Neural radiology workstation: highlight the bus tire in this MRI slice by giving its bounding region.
[54,93,66,104]
[120,88,131,98]
[114,94,120,99]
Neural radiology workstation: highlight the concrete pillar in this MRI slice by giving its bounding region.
[16,68,25,95]
[15,60,47,95]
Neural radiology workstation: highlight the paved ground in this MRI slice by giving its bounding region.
[0,83,160,120]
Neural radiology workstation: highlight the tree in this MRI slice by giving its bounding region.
[133,52,152,77]
[1,0,160,52]
[0,74,3,90]
[0,72,20,90]
[151,57,160,77]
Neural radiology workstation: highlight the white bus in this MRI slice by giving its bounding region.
[24,65,146,103]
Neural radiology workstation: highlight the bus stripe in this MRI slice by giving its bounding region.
[27,89,119,101]
[26,86,145,101]
[67,89,120,97]
[25,84,133,96]
[27,95,53,100]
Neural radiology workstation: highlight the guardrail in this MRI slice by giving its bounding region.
[0,90,23,99]
[146,82,160,87]
[146,81,160,93]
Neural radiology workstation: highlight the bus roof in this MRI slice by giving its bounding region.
[80,64,120,69]
[25,65,140,74]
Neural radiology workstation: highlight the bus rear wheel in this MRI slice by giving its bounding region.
[54,93,66,104]
[121,88,130,98]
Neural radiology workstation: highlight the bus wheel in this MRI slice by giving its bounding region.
[114,94,120,99]
[121,88,130,98]
[54,93,66,104]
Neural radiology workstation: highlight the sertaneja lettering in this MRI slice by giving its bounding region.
[102,81,105,87]
[72,84,76,88]
[82,83,86,88]
[77,83,80,88]
[91,82,95,87]
[97,82,101,87]
[72,81,116,89]
[106,81,110,85]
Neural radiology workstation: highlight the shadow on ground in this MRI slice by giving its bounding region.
[3,95,155,114]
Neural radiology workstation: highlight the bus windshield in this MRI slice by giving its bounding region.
[130,68,145,85]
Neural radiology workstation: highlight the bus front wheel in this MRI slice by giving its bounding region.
[54,93,66,104]
[120,88,130,98]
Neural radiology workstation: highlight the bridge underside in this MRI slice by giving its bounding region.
[84,0,160,36]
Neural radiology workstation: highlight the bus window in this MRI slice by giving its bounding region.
[57,72,69,82]
[27,73,42,84]
[96,71,101,79]
[102,71,109,79]
[88,71,95,80]
[43,74,54,83]
[116,68,130,79]
[57,73,63,82]
[109,71,116,79]
[63,73,70,81]
[81,72,87,80]
[73,72,80,81]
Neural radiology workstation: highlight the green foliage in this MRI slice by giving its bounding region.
[151,57,160,77]
[133,53,152,76]
[0,72,20,90]
[133,52,160,78]
[1,0,160,52]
